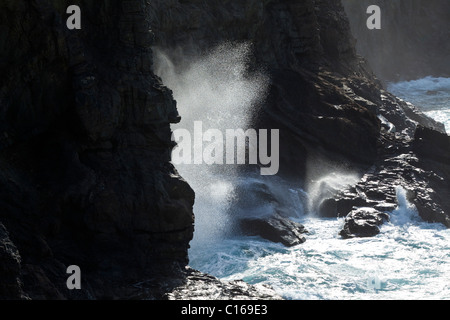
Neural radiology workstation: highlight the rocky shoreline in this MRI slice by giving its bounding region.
[0,0,449,300]
[343,0,450,82]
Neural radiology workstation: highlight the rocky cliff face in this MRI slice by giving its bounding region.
[1,0,449,300]
[0,0,194,299]
[342,0,450,81]
[149,0,449,236]
[150,0,382,182]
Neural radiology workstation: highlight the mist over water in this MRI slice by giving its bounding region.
[154,46,450,299]
[307,172,360,214]
[153,42,269,248]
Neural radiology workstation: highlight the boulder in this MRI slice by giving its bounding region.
[339,207,390,239]
[165,267,283,300]
[239,214,307,247]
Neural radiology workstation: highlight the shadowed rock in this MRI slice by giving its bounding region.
[240,214,307,247]
[343,0,450,81]
[165,268,283,300]
[2,0,450,300]
[339,207,390,239]
[0,223,27,299]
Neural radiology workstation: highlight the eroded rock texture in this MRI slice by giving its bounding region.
[343,0,450,81]
[1,0,449,300]
[150,0,381,182]
[0,0,194,299]
[149,0,450,241]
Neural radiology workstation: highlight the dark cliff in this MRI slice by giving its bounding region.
[342,0,450,81]
[0,0,194,299]
[0,0,449,300]
[150,0,382,181]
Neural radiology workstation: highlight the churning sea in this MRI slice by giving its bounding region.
[154,45,450,300]
[187,77,450,300]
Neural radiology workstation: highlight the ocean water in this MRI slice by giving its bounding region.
[189,187,450,300]
[154,45,450,300]
[388,77,450,133]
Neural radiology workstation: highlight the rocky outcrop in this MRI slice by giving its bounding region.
[240,214,307,247]
[301,2,450,236]
[91,266,282,300]
[150,0,382,182]
[165,268,283,300]
[342,0,450,81]
[322,117,450,237]
[339,207,389,239]
[1,0,449,300]
[150,0,450,243]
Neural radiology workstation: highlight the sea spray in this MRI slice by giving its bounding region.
[388,77,450,133]
[153,43,268,130]
[306,172,360,214]
[171,122,280,175]
[389,186,420,225]
[154,51,450,299]
[153,42,270,250]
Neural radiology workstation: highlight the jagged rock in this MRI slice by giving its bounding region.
[150,0,382,182]
[239,214,307,247]
[343,0,450,81]
[339,207,390,239]
[323,124,450,236]
[0,0,194,299]
[0,223,27,300]
[320,124,450,235]
[115,266,283,300]
[1,0,449,301]
[165,268,283,300]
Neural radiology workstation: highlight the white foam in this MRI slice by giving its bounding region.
[388,77,450,133]
[307,172,360,214]
[153,42,269,249]
[425,109,450,133]
[389,186,420,225]
[189,187,450,300]
[192,215,450,300]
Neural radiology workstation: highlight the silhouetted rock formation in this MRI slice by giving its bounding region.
[343,0,450,81]
[1,0,449,300]
[0,0,194,299]
[150,0,450,241]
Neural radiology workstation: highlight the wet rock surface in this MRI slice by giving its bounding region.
[1,0,449,300]
[165,268,283,300]
[240,214,307,247]
[343,0,450,81]
[0,0,194,299]
[339,207,389,239]
[322,122,450,237]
